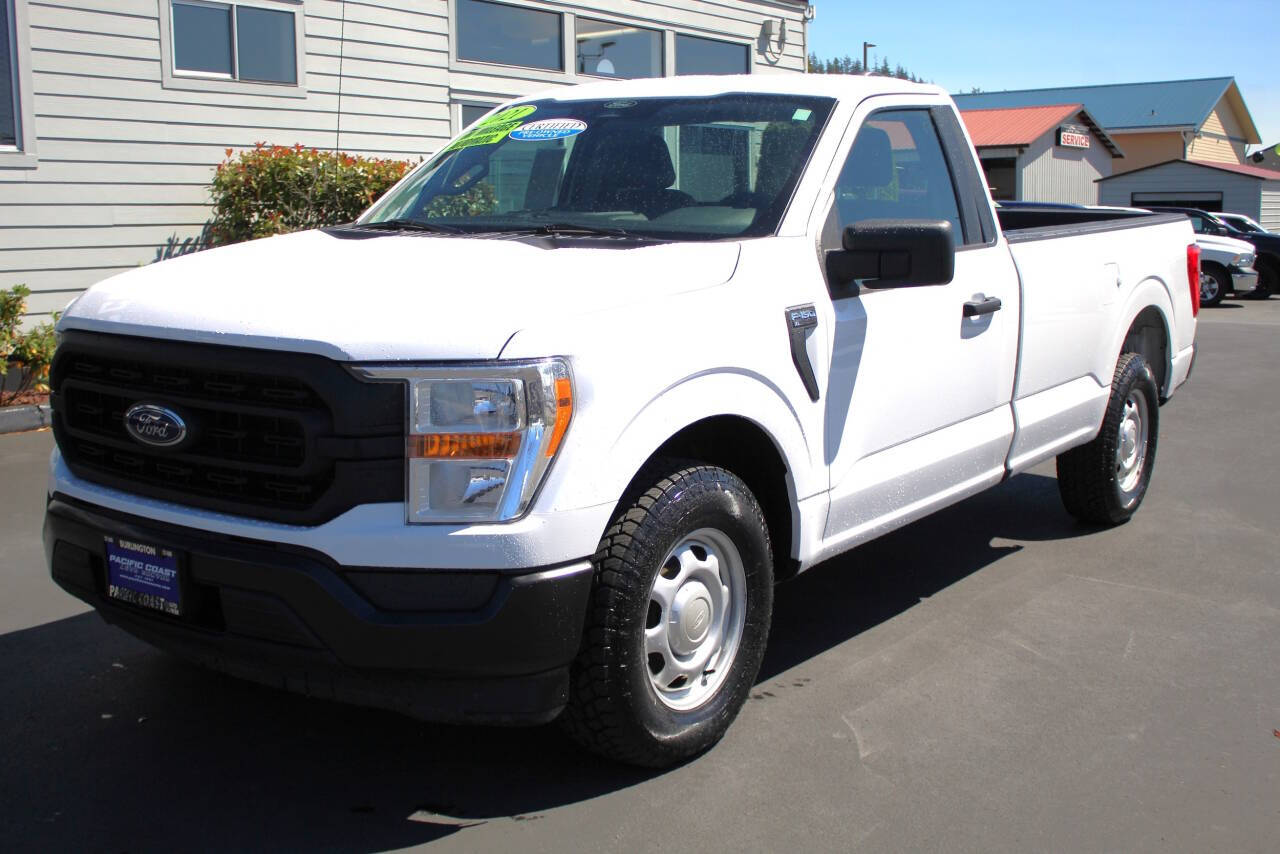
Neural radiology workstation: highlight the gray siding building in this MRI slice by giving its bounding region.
[1098,159,1280,230]
[0,0,810,323]
[960,104,1121,205]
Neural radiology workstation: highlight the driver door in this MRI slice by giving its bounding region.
[820,106,1020,548]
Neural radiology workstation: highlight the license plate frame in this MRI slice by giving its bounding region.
[104,535,183,617]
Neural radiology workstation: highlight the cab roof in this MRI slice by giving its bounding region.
[520,74,947,105]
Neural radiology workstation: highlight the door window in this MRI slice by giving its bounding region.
[832,109,963,240]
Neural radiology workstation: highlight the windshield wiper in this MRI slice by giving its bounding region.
[352,218,464,234]
[492,223,634,238]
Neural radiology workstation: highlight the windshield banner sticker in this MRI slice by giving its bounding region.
[510,119,588,142]
[443,105,537,153]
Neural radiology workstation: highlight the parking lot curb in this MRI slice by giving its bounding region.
[0,403,52,434]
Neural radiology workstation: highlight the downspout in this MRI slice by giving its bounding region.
[335,1,347,151]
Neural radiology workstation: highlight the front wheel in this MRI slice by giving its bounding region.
[559,462,774,767]
[1200,267,1227,307]
[1056,352,1159,524]
[1251,261,1277,299]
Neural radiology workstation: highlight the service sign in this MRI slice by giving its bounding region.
[1058,123,1091,149]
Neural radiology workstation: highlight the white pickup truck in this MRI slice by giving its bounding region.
[45,75,1198,767]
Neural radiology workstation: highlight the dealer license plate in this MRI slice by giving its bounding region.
[104,535,182,616]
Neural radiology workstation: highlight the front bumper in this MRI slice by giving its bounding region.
[1230,265,1259,296]
[45,495,594,724]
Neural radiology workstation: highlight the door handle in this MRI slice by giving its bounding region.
[962,296,1002,318]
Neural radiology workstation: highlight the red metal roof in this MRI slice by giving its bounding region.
[1186,159,1280,180]
[959,104,1083,147]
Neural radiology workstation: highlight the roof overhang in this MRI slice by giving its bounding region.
[1074,108,1125,158]
[1095,157,1276,182]
[1216,80,1262,145]
[1106,125,1197,134]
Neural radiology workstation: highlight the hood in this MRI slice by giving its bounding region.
[59,230,742,361]
[1195,233,1255,255]
[1236,230,1280,254]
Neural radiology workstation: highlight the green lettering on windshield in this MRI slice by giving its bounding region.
[443,106,537,153]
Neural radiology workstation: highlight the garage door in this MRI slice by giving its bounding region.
[1131,191,1223,212]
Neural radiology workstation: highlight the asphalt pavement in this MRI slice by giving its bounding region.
[1,299,1277,852]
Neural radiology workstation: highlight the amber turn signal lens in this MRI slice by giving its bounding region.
[408,432,521,459]
[546,377,573,457]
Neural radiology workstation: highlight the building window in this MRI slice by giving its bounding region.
[461,104,492,129]
[168,1,299,85]
[0,0,34,163]
[456,0,563,72]
[575,18,662,79]
[675,34,749,76]
[1,0,17,147]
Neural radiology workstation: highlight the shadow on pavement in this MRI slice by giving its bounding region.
[1,473,1087,850]
[761,472,1089,679]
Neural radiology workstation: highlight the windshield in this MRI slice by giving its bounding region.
[361,94,836,240]
[1221,215,1264,233]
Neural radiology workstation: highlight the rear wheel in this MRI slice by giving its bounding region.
[560,462,773,767]
[1056,353,1160,525]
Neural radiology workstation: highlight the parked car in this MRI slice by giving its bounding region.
[1190,232,1257,306]
[1216,212,1271,235]
[1145,206,1280,297]
[44,76,1199,767]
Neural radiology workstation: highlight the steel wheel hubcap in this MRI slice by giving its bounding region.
[1115,391,1149,501]
[645,528,747,711]
[1200,274,1219,301]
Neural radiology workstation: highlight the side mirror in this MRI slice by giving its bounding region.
[826,219,956,292]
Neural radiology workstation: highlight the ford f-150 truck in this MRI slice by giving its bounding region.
[44,76,1198,767]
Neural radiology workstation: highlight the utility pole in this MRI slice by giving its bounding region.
[863,41,876,74]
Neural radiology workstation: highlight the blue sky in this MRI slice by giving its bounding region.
[807,0,1280,151]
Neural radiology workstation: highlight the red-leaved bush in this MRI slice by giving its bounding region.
[207,143,415,246]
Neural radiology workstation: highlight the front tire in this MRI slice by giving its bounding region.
[1200,266,1227,307]
[1252,260,1277,299]
[1056,352,1160,525]
[560,462,774,767]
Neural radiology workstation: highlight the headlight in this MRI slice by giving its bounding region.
[353,360,572,523]
[1235,253,1254,267]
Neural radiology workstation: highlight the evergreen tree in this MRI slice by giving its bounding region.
[807,53,923,82]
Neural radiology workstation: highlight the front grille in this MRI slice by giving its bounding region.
[52,331,405,525]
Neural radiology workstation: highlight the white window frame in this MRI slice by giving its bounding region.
[0,0,37,169]
[158,0,307,98]
[451,99,503,135]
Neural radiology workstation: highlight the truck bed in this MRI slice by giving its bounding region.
[997,206,1186,244]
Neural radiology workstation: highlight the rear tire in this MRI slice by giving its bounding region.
[1056,353,1159,525]
[559,461,774,767]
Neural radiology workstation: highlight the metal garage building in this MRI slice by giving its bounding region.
[960,104,1121,204]
[1097,159,1280,230]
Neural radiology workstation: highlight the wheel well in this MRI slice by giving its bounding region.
[1200,260,1228,277]
[639,416,798,580]
[1122,306,1170,399]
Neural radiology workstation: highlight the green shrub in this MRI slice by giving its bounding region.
[1,284,58,406]
[207,143,416,247]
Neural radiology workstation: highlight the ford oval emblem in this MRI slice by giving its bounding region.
[123,403,187,448]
